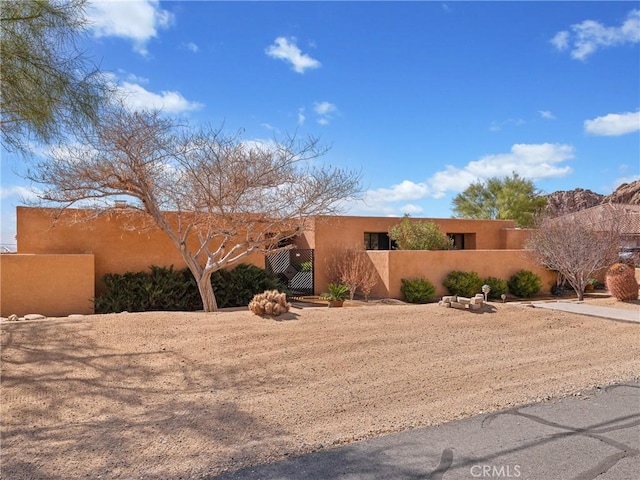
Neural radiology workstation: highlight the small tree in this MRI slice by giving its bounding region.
[525,212,621,301]
[388,214,453,250]
[326,247,379,301]
[27,107,361,312]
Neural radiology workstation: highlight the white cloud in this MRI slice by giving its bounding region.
[88,0,174,56]
[539,110,556,120]
[313,101,338,125]
[366,180,431,204]
[297,108,306,125]
[117,81,203,113]
[265,37,321,73]
[584,110,640,136]
[350,143,574,215]
[552,9,640,60]
[0,185,41,201]
[489,118,525,132]
[184,42,199,53]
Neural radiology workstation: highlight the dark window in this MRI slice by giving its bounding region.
[447,233,465,250]
[364,232,397,250]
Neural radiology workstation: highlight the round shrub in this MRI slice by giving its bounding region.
[507,270,542,298]
[482,276,508,300]
[249,290,291,316]
[443,270,483,297]
[400,277,436,303]
[605,263,638,301]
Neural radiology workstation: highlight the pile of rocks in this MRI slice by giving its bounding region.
[439,294,485,310]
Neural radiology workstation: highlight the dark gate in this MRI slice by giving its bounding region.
[266,249,314,296]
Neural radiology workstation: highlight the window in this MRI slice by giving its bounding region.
[447,233,465,250]
[364,232,397,250]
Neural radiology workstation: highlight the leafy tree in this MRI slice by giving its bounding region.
[452,173,547,227]
[388,214,453,250]
[1,0,110,153]
[27,107,361,312]
[525,212,621,301]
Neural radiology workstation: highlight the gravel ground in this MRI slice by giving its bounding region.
[1,296,639,479]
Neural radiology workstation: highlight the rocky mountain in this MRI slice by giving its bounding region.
[604,180,640,205]
[544,180,640,216]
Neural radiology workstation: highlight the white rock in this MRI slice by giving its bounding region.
[24,314,46,321]
[8,314,19,322]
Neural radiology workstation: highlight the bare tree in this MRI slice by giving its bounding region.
[27,107,361,311]
[326,247,379,301]
[525,211,621,300]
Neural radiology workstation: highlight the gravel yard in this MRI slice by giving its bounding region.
[1,296,639,479]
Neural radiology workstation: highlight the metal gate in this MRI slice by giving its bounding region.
[266,249,314,296]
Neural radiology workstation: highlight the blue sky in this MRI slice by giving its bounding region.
[1,1,639,248]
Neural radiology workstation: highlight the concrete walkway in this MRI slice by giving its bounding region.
[531,301,639,324]
[211,381,640,480]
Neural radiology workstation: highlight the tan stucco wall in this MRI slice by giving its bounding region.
[365,250,556,299]
[312,215,520,294]
[0,254,94,316]
[500,228,534,249]
[16,207,265,294]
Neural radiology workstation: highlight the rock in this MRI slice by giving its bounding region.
[544,180,640,218]
[68,314,84,320]
[441,296,456,303]
[604,180,640,205]
[24,314,46,321]
[469,303,482,310]
[544,188,604,217]
[457,297,471,305]
[8,314,19,322]
[450,302,466,310]
[439,302,451,308]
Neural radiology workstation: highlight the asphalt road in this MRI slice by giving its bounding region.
[212,381,640,480]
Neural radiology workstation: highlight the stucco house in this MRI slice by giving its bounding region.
[0,207,555,316]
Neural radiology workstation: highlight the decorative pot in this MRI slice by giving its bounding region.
[328,300,344,308]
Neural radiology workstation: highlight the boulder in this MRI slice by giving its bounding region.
[24,314,46,321]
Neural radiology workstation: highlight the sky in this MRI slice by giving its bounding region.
[1,1,639,249]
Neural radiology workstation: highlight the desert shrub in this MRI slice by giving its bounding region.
[95,263,282,313]
[211,263,283,308]
[94,266,200,313]
[389,214,453,250]
[326,247,379,301]
[249,290,291,316]
[443,270,483,297]
[605,263,638,301]
[482,276,508,300]
[400,277,436,303]
[507,270,542,298]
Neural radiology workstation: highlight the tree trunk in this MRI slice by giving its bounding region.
[196,274,218,312]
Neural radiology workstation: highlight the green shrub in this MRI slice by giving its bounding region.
[94,263,283,313]
[507,270,542,298]
[218,263,283,308]
[400,277,436,303]
[94,266,201,313]
[389,214,453,250]
[482,276,508,300]
[443,270,483,297]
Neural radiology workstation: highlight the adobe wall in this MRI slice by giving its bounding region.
[500,228,534,249]
[0,254,94,317]
[312,215,519,294]
[365,250,556,299]
[16,207,265,294]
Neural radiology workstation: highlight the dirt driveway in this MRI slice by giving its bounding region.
[1,298,639,479]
